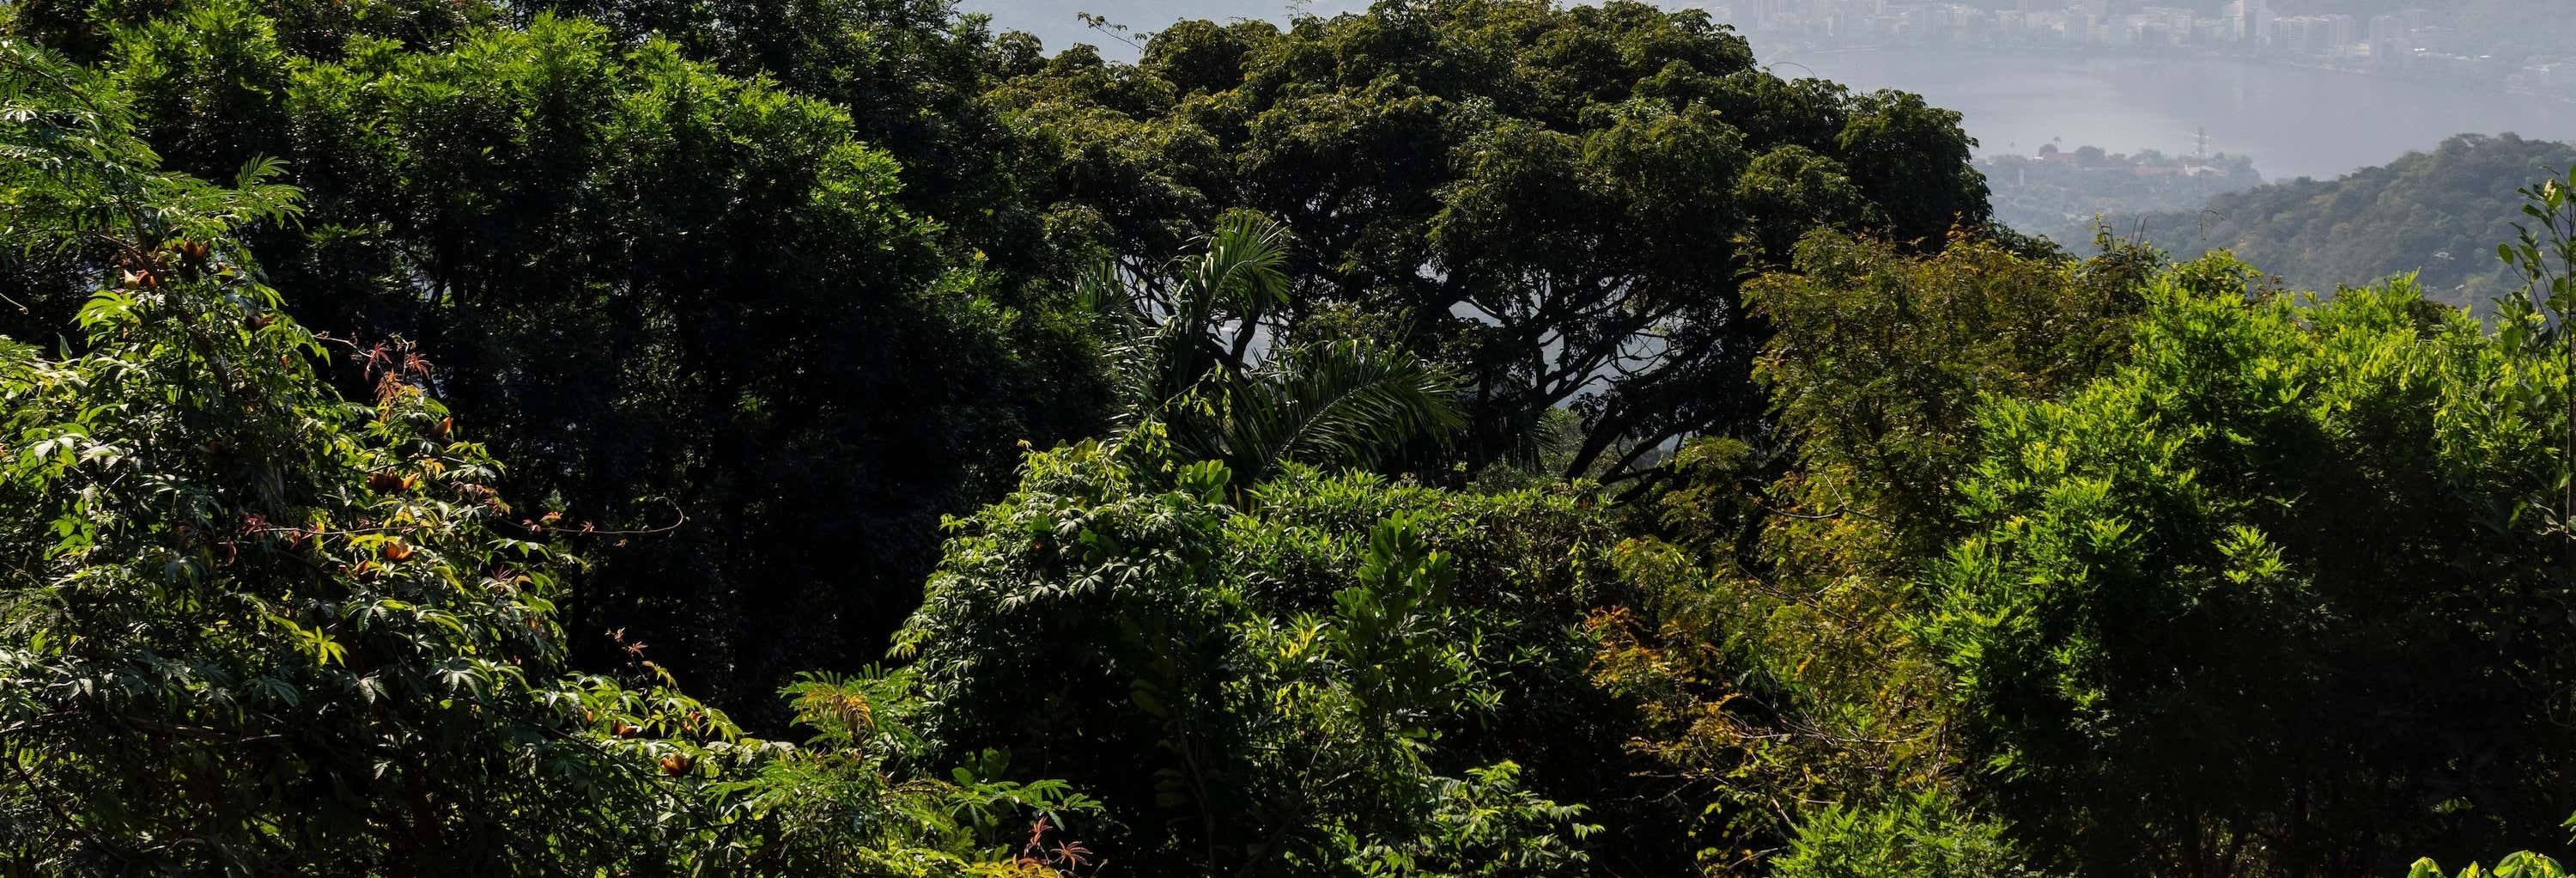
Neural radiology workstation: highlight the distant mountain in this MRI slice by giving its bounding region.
[2055,133,2576,309]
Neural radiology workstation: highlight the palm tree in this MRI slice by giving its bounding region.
[1084,211,1464,490]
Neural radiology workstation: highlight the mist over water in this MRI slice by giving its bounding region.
[1791,47,2576,180]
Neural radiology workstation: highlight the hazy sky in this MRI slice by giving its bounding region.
[959,0,1367,56]
[957,0,2573,180]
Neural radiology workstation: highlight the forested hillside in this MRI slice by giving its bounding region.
[3,1,2574,876]
[2061,133,2576,309]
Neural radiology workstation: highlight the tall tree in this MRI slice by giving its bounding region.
[519,0,1061,279]
[12,1,1109,716]
[0,38,1104,874]
[897,437,1625,875]
[1928,275,2576,876]
[1592,232,2157,872]
[996,0,1990,484]
[0,39,735,869]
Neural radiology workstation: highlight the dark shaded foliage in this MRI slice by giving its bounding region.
[994,0,1990,485]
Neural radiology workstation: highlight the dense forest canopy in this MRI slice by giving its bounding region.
[3,0,2575,875]
[993,0,1990,483]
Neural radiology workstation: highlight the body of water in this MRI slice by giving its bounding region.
[1789,47,2576,181]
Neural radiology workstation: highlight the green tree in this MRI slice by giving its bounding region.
[9,2,1112,716]
[1926,275,2576,875]
[1771,792,2043,878]
[1590,233,2157,873]
[0,39,1096,875]
[895,435,1625,875]
[2408,852,2572,878]
[0,0,1116,719]
[8,0,488,63]
[519,0,1059,277]
[998,0,1992,483]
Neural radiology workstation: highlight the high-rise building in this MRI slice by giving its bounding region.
[2270,14,2351,56]
[2227,0,2271,43]
[2321,14,2355,55]
[2276,15,2315,54]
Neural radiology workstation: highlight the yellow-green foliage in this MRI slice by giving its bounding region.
[2409,852,2570,878]
[1590,232,2155,871]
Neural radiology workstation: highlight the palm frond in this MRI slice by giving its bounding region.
[1189,210,1291,321]
[1087,215,1454,489]
[1099,211,1295,426]
[1200,339,1465,485]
